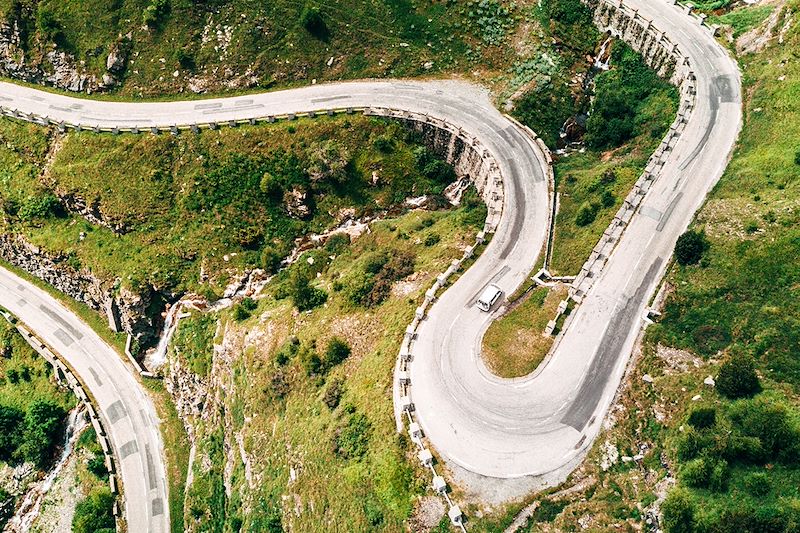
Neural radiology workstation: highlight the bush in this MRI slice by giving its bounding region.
[716,351,761,399]
[274,337,299,366]
[680,457,710,488]
[19,399,66,468]
[322,378,343,409]
[299,341,323,377]
[87,452,109,480]
[300,6,328,39]
[18,194,62,222]
[575,201,598,226]
[289,268,327,311]
[744,471,771,497]
[143,0,170,28]
[72,488,115,533]
[324,337,351,368]
[674,229,709,266]
[231,303,251,322]
[728,396,800,462]
[424,233,441,247]
[267,370,290,399]
[688,406,716,429]
[0,404,23,462]
[795,150,800,166]
[661,487,695,533]
[333,411,371,460]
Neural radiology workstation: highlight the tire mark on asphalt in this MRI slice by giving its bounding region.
[560,257,664,430]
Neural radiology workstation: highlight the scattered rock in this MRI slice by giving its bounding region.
[642,373,654,383]
[703,375,715,387]
[691,394,702,401]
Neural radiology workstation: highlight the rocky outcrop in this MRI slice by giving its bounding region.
[0,15,105,93]
[0,232,160,348]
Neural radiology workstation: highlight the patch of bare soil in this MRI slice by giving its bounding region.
[407,495,446,532]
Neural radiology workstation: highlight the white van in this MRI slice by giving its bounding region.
[476,284,503,312]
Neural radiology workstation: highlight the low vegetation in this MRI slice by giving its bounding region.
[170,199,486,531]
[481,284,568,378]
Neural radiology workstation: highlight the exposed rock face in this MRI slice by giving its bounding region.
[0,233,160,348]
[0,17,102,93]
[283,186,310,219]
[105,32,133,84]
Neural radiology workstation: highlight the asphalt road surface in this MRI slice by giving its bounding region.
[0,0,742,524]
[410,0,741,487]
[0,80,550,528]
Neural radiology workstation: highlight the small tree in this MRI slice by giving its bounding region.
[72,488,115,533]
[289,268,327,311]
[674,229,709,266]
[716,351,761,399]
[575,201,597,226]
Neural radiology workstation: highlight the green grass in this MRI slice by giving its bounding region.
[710,5,774,38]
[0,320,75,413]
[171,199,486,531]
[481,284,567,378]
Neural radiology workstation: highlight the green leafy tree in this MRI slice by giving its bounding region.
[289,268,327,311]
[716,351,761,399]
[674,229,709,266]
[20,400,66,468]
[0,405,24,462]
[72,488,115,533]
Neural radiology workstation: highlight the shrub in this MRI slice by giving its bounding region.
[575,201,598,226]
[299,341,323,377]
[424,233,441,247]
[267,370,290,399]
[274,337,299,365]
[680,457,710,488]
[322,378,344,409]
[87,452,108,480]
[289,268,327,311]
[687,406,716,429]
[661,487,695,533]
[716,352,761,399]
[307,141,350,184]
[300,6,328,39]
[324,337,351,368]
[744,471,771,497]
[373,135,395,153]
[143,0,170,28]
[260,246,284,274]
[231,303,251,322]
[72,488,115,533]
[323,233,350,255]
[795,150,800,166]
[0,404,23,462]
[20,400,66,468]
[18,194,62,222]
[600,189,616,208]
[728,396,800,462]
[333,411,371,460]
[674,229,709,266]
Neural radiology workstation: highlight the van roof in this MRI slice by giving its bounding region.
[478,284,501,303]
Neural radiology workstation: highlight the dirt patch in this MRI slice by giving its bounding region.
[655,344,704,375]
[391,271,430,299]
[407,495,446,531]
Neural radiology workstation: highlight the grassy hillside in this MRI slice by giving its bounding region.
[0,115,459,299]
[170,200,486,532]
[0,0,532,97]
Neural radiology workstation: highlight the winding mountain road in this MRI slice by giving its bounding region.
[0,0,741,528]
